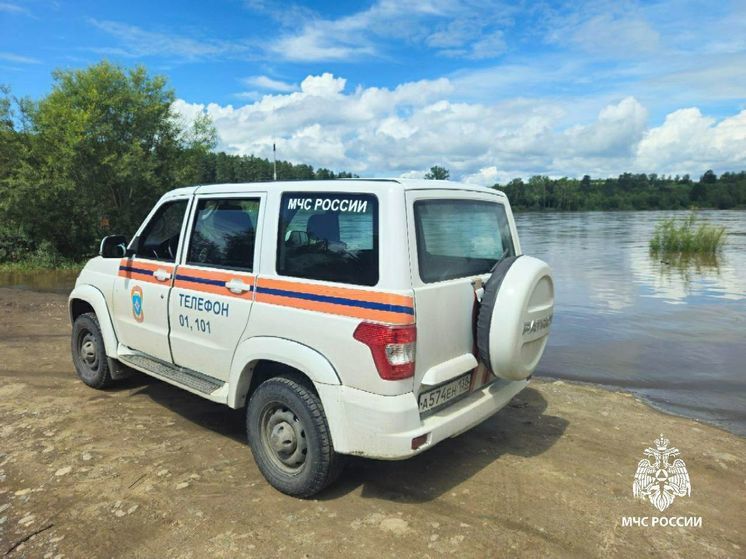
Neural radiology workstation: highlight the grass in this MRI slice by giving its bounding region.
[649,213,727,255]
[0,258,85,273]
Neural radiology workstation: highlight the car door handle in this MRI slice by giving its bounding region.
[153,269,171,282]
[225,279,252,294]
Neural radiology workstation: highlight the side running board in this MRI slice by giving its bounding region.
[119,354,225,395]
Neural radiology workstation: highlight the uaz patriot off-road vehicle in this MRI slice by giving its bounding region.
[69,179,554,497]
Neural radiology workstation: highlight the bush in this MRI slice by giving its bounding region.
[0,229,82,269]
[0,230,36,263]
[649,213,727,255]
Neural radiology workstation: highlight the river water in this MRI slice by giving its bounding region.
[516,210,746,436]
[2,210,744,434]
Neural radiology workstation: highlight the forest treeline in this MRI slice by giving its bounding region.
[184,151,356,186]
[494,171,746,211]
[1,61,744,264]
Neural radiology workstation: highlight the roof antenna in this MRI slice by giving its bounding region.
[273,140,277,181]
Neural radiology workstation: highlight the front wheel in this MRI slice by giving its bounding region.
[71,312,113,389]
[246,375,344,497]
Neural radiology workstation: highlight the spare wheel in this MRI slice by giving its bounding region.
[476,255,554,381]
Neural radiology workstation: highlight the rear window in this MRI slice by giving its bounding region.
[414,199,515,283]
[277,192,378,286]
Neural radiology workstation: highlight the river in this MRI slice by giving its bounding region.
[2,209,744,435]
[517,210,745,435]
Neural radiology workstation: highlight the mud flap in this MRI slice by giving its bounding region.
[108,357,134,380]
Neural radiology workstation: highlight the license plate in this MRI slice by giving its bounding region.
[418,372,473,414]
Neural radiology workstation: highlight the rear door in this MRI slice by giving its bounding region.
[405,189,519,403]
[168,193,265,381]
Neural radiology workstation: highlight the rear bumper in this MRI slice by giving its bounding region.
[317,378,528,459]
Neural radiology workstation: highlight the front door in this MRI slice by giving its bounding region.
[113,198,189,362]
[169,194,264,381]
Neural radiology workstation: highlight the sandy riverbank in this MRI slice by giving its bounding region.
[0,287,744,558]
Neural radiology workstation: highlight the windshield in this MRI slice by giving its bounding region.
[413,199,515,283]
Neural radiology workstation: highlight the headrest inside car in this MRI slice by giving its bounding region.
[307,212,340,242]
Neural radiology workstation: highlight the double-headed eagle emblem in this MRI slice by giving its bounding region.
[633,434,691,512]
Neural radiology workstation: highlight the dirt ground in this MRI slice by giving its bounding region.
[0,287,744,558]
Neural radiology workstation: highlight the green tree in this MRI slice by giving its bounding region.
[701,169,717,184]
[0,86,23,194]
[174,112,218,186]
[2,61,214,257]
[494,171,746,212]
[424,165,450,180]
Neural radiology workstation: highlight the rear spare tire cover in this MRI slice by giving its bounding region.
[477,255,554,381]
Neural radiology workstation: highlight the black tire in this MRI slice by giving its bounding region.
[476,255,521,371]
[71,312,113,389]
[246,375,344,498]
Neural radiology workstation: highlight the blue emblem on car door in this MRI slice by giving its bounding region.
[131,286,144,322]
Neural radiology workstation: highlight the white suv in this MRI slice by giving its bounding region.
[69,179,554,497]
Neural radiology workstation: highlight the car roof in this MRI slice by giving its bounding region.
[164,179,504,198]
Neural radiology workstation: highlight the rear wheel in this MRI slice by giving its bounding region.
[71,312,113,389]
[246,375,344,498]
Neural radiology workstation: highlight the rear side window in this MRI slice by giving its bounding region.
[277,192,378,285]
[187,198,260,271]
[414,199,515,283]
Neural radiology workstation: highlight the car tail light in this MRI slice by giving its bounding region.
[353,322,416,380]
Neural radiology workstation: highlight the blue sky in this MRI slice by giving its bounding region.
[2,0,745,182]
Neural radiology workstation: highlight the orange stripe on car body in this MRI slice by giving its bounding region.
[255,277,415,325]
[173,266,255,299]
[254,292,414,325]
[257,277,414,309]
[118,258,174,284]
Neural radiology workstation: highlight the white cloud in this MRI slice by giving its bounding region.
[463,166,503,186]
[260,1,512,62]
[269,29,375,62]
[234,91,261,101]
[567,14,659,56]
[242,75,297,92]
[398,169,427,179]
[562,97,648,157]
[468,33,507,59]
[0,51,40,64]
[0,2,29,15]
[541,2,660,57]
[172,98,207,125]
[299,73,346,97]
[89,19,249,60]
[243,0,318,28]
[636,108,746,174]
[438,31,507,60]
[645,53,746,102]
[173,73,746,181]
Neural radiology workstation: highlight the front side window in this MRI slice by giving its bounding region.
[137,200,188,262]
[277,192,378,285]
[187,198,260,271]
[414,199,515,283]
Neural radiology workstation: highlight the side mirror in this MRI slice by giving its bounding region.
[100,235,128,258]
